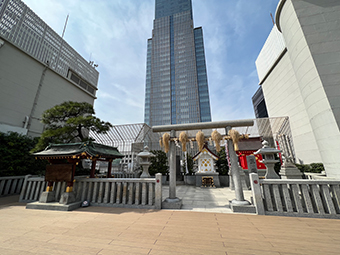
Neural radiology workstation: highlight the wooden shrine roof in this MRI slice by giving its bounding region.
[33,142,124,160]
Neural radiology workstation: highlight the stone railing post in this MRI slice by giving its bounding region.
[249,173,265,215]
[155,173,162,209]
[19,175,31,202]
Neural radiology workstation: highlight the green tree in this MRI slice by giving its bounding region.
[0,132,46,176]
[33,101,112,152]
[149,150,169,176]
[216,146,229,175]
[295,163,324,173]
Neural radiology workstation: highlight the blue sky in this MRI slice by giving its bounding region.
[23,0,280,125]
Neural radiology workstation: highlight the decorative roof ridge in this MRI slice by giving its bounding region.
[192,144,219,160]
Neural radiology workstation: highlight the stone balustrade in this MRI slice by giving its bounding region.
[19,174,162,209]
[0,175,26,197]
[250,173,340,218]
[110,172,140,178]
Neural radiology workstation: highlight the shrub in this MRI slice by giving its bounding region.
[148,150,169,176]
[295,163,324,173]
[216,146,229,175]
[0,132,47,176]
[309,163,324,173]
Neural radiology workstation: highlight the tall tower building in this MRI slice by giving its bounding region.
[144,0,211,126]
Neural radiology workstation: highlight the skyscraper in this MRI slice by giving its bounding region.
[144,0,211,126]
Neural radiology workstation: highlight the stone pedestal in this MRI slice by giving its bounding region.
[26,201,81,211]
[39,191,56,203]
[230,202,255,213]
[59,192,76,205]
[195,173,220,187]
[184,175,196,185]
[162,197,182,209]
[279,162,302,179]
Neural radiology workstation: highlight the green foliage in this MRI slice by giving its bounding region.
[149,150,169,176]
[273,154,281,174]
[274,162,281,175]
[0,132,47,176]
[295,163,324,173]
[182,153,194,175]
[309,163,325,173]
[33,101,112,152]
[215,146,229,175]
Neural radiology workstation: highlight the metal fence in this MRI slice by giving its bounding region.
[89,117,295,172]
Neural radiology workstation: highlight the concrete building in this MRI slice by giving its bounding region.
[0,0,98,137]
[144,0,211,126]
[255,0,340,178]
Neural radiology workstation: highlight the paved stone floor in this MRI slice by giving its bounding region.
[1,189,340,254]
[162,185,253,213]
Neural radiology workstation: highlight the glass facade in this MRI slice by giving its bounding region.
[144,0,211,126]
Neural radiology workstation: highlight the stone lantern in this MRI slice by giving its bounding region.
[137,146,155,178]
[254,140,281,179]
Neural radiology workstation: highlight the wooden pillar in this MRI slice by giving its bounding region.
[46,181,54,192]
[90,159,96,178]
[107,159,113,178]
[66,163,76,192]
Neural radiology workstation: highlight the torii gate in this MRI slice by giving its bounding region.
[152,119,254,209]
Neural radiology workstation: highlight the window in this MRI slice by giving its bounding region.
[68,69,96,96]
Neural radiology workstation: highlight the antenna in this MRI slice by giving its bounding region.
[62,14,69,38]
[270,13,275,25]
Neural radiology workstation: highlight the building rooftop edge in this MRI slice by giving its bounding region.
[275,0,287,32]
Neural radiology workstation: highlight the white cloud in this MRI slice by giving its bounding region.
[23,0,279,125]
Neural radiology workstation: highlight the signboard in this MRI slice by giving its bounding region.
[45,164,73,182]
[246,155,258,173]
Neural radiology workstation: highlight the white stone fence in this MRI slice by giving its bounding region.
[0,175,26,197]
[19,174,162,209]
[250,173,340,218]
[111,172,140,178]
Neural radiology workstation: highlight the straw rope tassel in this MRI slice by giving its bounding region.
[162,133,170,153]
[179,131,189,152]
[196,131,205,152]
[211,130,222,152]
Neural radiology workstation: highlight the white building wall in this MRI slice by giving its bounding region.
[261,51,321,164]
[257,0,340,178]
[293,0,340,134]
[255,0,340,178]
[278,0,340,179]
[0,40,95,136]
